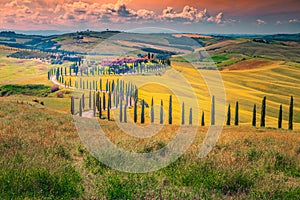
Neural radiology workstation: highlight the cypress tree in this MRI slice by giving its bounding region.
[151,97,154,124]
[226,104,231,126]
[260,96,266,127]
[278,104,283,129]
[120,97,123,122]
[103,93,106,111]
[82,94,85,110]
[189,108,193,125]
[96,92,99,109]
[134,99,138,123]
[93,93,96,117]
[124,105,127,123]
[106,79,109,92]
[160,100,164,124]
[169,95,172,125]
[211,96,215,125]
[289,96,293,130]
[181,102,185,125]
[201,112,205,126]
[235,101,239,126]
[71,96,74,115]
[100,78,103,91]
[252,104,256,127]
[89,90,92,109]
[141,99,145,124]
[79,98,82,117]
[99,96,102,119]
[107,92,111,120]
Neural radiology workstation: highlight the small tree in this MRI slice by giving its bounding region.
[141,100,145,124]
[260,96,266,127]
[89,90,92,109]
[107,92,111,120]
[169,95,173,125]
[181,102,185,125]
[124,105,127,123]
[252,104,256,127]
[99,96,102,119]
[211,96,215,125]
[71,96,74,115]
[79,98,82,117]
[278,104,283,129]
[160,100,164,124]
[119,97,123,122]
[151,97,154,124]
[189,108,192,125]
[100,78,103,91]
[201,112,205,126]
[82,94,85,110]
[235,101,239,126]
[103,93,106,111]
[289,96,293,130]
[134,99,137,123]
[226,104,231,126]
[93,93,96,117]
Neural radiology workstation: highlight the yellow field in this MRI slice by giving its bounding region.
[1,44,299,129]
[61,59,300,129]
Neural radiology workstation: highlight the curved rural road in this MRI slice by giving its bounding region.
[50,75,133,119]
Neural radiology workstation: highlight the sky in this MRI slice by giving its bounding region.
[0,0,299,34]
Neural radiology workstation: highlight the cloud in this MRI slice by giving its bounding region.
[256,19,266,25]
[0,1,233,30]
[289,19,299,23]
[161,6,228,24]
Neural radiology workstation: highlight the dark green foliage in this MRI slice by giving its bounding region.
[169,95,172,125]
[71,96,74,115]
[252,104,256,127]
[79,98,82,117]
[181,102,185,125]
[0,166,82,199]
[93,93,96,117]
[160,99,164,124]
[201,112,205,126]
[134,99,137,123]
[235,101,239,126]
[89,90,92,109]
[100,78,103,91]
[119,97,123,122]
[211,96,215,125]
[124,105,127,123]
[106,79,109,92]
[99,96,102,119]
[260,96,266,127]
[289,96,293,130]
[82,94,85,110]
[0,84,50,97]
[108,92,111,120]
[141,100,145,124]
[278,104,283,129]
[226,104,231,126]
[103,93,106,111]
[151,97,154,124]
[189,108,192,125]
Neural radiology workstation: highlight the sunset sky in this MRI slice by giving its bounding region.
[0,0,299,34]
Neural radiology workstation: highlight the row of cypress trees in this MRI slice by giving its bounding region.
[72,93,294,130]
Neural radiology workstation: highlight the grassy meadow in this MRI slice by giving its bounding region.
[0,100,299,199]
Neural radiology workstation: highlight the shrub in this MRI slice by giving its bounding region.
[57,91,64,98]
[51,84,60,93]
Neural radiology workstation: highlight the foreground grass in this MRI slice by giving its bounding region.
[0,100,299,199]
